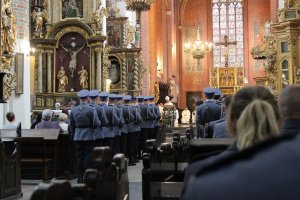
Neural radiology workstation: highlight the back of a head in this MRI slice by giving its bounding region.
[228,86,280,150]
[6,112,15,122]
[223,95,232,109]
[42,109,53,121]
[278,85,300,120]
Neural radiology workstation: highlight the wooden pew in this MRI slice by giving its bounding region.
[30,147,129,200]
[0,140,22,200]
[142,136,234,200]
[85,147,129,200]
[1,129,60,180]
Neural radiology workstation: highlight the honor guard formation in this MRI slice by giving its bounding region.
[70,89,160,183]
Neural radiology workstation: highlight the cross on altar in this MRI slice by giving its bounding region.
[215,35,237,67]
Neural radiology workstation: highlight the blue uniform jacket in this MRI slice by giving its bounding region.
[89,102,109,139]
[196,100,221,129]
[70,103,100,141]
[99,103,118,138]
[128,105,142,132]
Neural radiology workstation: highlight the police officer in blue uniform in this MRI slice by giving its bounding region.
[88,90,108,147]
[130,97,142,162]
[116,95,129,156]
[137,96,148,159]
[70,90,100,183]
[213,88,223,106]
[99,92,118,154]
[196,87,221,138]
[148,96,158,139]
[109,94,123,155]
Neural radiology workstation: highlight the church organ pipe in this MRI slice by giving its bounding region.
[47,51,52,93]
[38,50,43,93]
[95,47,102,90]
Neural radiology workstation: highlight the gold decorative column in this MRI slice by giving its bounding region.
[121,52,127,91]
[37,49,44,93]
[133,52,139,90]
[46,50,53,93]
[95,47,102,90]
[102,46,111,91]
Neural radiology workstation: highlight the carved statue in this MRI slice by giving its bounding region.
[1,0,16,54]
[32,6,48,38]
[154,81,160,103]
[134,24,141,48]
[107,4,120,18]
[92,1,107,35]
[78,66,88,89]
[124,22,136,47]
[60,42,85,77]
[57,67,68,92]
[284,0,294,8]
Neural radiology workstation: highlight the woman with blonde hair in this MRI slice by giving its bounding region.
[227,86,280,150]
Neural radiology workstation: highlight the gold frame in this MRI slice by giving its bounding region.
[15,53,24,94]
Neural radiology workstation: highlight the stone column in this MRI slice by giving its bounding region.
[46,50,52,93]
[95,47,102,90]
[37,50,44,93]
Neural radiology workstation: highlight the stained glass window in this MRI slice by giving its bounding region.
[212,0,244,67]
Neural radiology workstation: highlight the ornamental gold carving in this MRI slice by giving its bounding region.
[32,1,48,38]
[1,0,16,55]
[92,1,107,35]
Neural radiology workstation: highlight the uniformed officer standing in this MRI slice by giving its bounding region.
[70,90,100,183]
[148,96,158,139]
[196,87,221,138]
[130,97,141,161]
[137,96,148,159]
[99,92,118,154]
[213,88,223,106]
[89,90,108,147]
[150,96,161,140]
[109,94,123,155]
[116,95,129,157]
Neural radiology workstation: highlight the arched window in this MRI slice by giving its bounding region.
[212,0,244,67]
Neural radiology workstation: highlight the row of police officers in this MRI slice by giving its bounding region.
[69,89,160,182]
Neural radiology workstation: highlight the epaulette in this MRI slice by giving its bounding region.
[195,132,298,177]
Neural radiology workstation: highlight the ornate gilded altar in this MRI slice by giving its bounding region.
[252,0,300,97]
[30,1,144,110]
[0,0,17,103]
[210,67,244,95]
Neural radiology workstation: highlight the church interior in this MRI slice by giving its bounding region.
[1,0,300,199]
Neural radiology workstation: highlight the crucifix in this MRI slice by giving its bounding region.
[215,35,237,67]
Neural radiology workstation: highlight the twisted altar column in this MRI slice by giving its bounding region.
[37,50,44,93]
[95,47,102,90]
[133,52,139,90]
[46,50,52,93]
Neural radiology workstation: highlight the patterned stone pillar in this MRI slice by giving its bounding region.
[46,50,52,93]
[95,47,102,90]
[37,50,44,93]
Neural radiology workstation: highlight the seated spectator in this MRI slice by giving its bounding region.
[278,85,300,134]
[183,86,280,189]
[36,109,61,130]
[31,112,42,129]
[3,112,17,129]
[58,113,69,133]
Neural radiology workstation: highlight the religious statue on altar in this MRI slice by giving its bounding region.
[78,66,88,89]
[92,1,107,35]
[1,1,16,54]
[60,42,85,77]
[181,107,191,124]
[154,81,160,104]
[31,6,48,38]
[57,66,68,92]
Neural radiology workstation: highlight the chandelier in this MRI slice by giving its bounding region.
[124,0,153,23]
[184,27,213,66]
[125,0,152,12]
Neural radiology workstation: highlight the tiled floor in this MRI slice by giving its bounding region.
[20,161,143,200]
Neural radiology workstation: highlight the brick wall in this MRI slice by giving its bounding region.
[12,0,30,39]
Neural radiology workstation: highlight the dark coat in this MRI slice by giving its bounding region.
[182,133,300,200]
